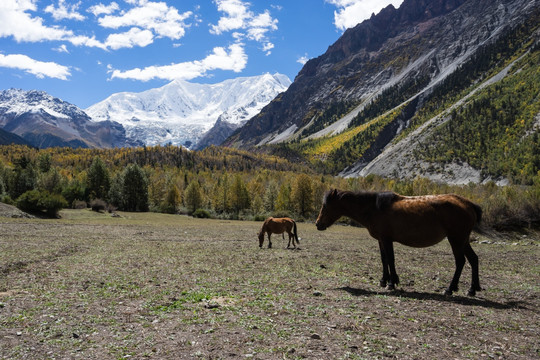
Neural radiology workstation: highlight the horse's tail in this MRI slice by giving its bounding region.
[293,220,299,243]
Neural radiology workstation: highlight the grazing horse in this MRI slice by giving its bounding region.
[315,189,482,296]
[258,217,299,249]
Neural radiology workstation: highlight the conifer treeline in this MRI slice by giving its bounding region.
[0,144,538,231]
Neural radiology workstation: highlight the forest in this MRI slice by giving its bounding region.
[0,144,538,232]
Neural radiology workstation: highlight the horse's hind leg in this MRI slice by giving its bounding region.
[445,239,466,296]
[378,241,390,287]
[287,232,295,249]
[464,243,481,296]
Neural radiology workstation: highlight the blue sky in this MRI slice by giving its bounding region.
[0,0,404,109]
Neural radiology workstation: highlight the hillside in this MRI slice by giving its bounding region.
[224,0,540,185]
[0,89,138,149]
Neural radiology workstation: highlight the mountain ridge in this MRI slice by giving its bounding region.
[0,89,139,149]
[224,0,539,185]
[86,73,291,149]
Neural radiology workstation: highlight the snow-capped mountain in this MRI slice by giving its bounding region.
[86,73,291,149]
[0,89,138,148]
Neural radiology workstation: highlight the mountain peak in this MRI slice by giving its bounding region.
[86,73,291,149]
[0,88,138,149]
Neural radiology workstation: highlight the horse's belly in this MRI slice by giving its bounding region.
[394,231,447,248]
[373,217,447,247]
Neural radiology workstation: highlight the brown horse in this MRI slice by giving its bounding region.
[258,217,299,249]
[316,189,482,296]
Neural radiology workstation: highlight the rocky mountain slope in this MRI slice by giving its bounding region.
[0,89,138,149]
[225,0,539,185]
[86,73,291,149]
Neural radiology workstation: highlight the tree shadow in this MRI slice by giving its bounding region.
[337,286,530,310]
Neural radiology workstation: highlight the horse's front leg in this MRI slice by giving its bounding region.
[267,233,272,249]
[380,240,399,290]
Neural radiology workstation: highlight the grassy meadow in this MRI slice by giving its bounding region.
[0,209,538,359]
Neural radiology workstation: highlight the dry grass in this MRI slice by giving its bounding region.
[0,209,538,359]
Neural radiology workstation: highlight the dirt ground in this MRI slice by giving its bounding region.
[0,209,538,359]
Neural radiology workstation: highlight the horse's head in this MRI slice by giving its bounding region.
[316,189,343,231]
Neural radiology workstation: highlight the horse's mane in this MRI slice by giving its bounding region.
[325,189,398,210]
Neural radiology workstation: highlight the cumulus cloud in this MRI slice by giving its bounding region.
[104,27,154,50]
[210,0,277,53]
[110,43,247,81]
[0,0,106,49]
[0,53,71,80]
[326,0,404,31]
[44,0,85,21]
[88,2,120,16]
[98,1,193,40]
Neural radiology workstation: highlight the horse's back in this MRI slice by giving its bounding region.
[265,217,294,233]
[372,193,480,247]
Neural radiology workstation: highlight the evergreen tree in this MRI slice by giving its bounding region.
[108,172,124,209]
[9,155,37,200]
[86,157,110,201]
[122,164,149,212]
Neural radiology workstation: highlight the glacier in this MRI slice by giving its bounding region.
[86,73,291,149]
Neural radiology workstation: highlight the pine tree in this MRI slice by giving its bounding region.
[122,164,149,212]
[86,157,111,201]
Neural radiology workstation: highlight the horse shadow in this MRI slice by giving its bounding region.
[337,286,530,310]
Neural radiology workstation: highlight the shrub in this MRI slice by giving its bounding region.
[16,190,68,217]
[253,214,267,221]
[72,200,87,209]
[0,194,14,205]
[192,208,211,218]
[90,199,107,212]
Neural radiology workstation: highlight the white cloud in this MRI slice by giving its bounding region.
[0,0,106,49]
[262,42,274,55]
[98,1,193,40]
[110,43,247,81]
[88,2,120,16]
[297,54,309,65]
[0,0,73,42]
[45,0,85,21]
[53,44,70,53]
[0,53,71,80]
[104,27,154,50]
[326,0,404,31]
[210,0,278,50]
[210,0,250,35]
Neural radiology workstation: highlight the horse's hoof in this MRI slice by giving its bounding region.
[444,289,453,296]
[467,289,476,297]
[379,280,387,287]
[386,284,395,291]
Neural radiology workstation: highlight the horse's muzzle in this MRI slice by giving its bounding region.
[316,223,327,231]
